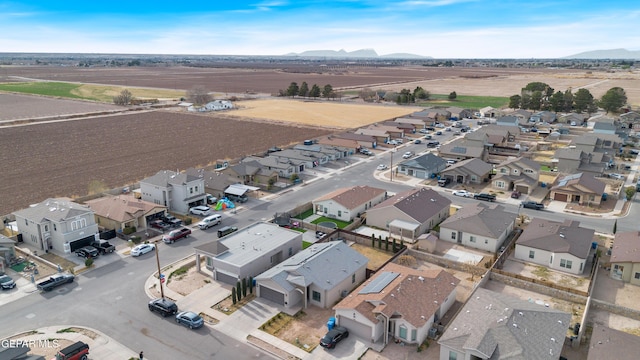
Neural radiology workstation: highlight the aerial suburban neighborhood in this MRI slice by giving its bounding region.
[1,54,640,360]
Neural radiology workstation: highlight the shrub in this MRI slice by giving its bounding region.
[84,258,94,267]
[130,236,142,244]
[123,227,136,235]
[184,217,193,225]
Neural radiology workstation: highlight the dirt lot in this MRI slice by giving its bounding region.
[0,110,332,216]
[0,92,122,121]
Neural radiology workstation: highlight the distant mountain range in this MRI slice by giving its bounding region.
[564,48,640,59]
[284,49,430,59]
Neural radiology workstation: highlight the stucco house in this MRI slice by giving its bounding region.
[12,198,99,254]
[438,138,488,162]
[313,185,387,222]
[554,148,606,175]
[439,158,493,185]
[550,173,606,205]
[492,156,540,195]
[397,153,447,179]
[438,203,516,253]
[193,222,302,285]
[334,132,378,149]
[139,170,206,215]
[84,194,166,232]
[244,155,300,178]
[515,218,595,275]
[185,167,241,199]
[496,115,519,127]
[609,231,640,285]
[254,241,368,309]
[334,262,459,347]
[438,287,571,360]
[366,188,451,242]
[0,234,17,273]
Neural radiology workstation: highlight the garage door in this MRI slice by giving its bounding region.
[215,271,237,285]
[69,235,96,251]
[515,185,528,194]
[337,316,372,341]
[258,285,285,305]
[554,193,568,202]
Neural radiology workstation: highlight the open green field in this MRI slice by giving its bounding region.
[0,81,185,102]
[416,94,509,109]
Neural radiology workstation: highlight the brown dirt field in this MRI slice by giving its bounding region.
[233,99,417,128]
[0,110,332,216]
[0,92,122,121]
[350,243,394,270]
[166,265,210,296]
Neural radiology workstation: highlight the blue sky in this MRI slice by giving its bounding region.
[1,1,639,58]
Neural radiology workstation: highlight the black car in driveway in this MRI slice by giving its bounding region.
[320,326,349,349]
[75,246,99,259]
[521,201,544,210]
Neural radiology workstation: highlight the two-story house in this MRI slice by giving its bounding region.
[491,156,540,195]
[139,170,206,215]
[13,198,100,254]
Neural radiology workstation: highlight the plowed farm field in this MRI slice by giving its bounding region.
[0,111,331,216]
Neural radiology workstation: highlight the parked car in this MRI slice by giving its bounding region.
[320,326,349,349]
[75,246,99,259]
[435,131,443,135]
[426,141,439,148]
[0,274,16,290]
[376,164,388,171]
[474,193,496,202]
[189,205,212,216]
[36,273,74,291]
[175,311,204,329]
[150,220,172,231]
[148,298,178,317]
[452,190,473,198]
[609,173,625,180]
[402,151,414,159]
[162,227,192,244]
[52,341,89,360]
[424,134,433,140]
[521,201,544,210]
[198,214,222,230]
[511,191,521,199]
[206,193,218,205]
[315,231,327,239]
[388,140,399,146]
[419,129,429,134]
[437,178,451,187]
[131,243,155,257]
[414,139,422,144]
[93,239,115,254]
[217,226,238,238]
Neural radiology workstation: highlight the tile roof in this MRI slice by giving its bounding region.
[610,231,640,263]
[255,241,368,292]
[314,185,386,210]
[440,203,516,238]
[371,188,451,223]
[517,218,594,258]
[439,287,571,360]
[334,262,459,328]
[587,324,640,360]
[85,194,165,222]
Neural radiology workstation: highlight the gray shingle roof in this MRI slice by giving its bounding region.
[400,153,447,170]
[551,173,606,194]
[13,198,93,222]
[439,288,571,360]
[587,324,640,360]
[610,231,640,263]
[442,158,492,176]
[141,170,200,187]
[371,188,451,223]
[440,203,515,238]
[516,218,594,258]
[314,185,386,210]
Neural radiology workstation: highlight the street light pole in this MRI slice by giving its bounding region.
[390,146,396,182]
[155,243,165,299]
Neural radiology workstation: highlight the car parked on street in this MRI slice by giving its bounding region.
[452,190,473,198]
[75,246,99,259]
[320,326,349,349]
[402,151,414,159]
[175,311,204,329]
[131,243,155,257]
[609,173,625,180]
[414,139,422,144]
[198,214,222,230]
[189,205,212,216]
[0,274,16,290]
[474,193,496,202]
[148,298,178,317]
[521,201,544,210]
[376,164,388,171]
[162,227,192,244]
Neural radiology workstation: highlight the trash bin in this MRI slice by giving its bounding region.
[591,242,598,250]
[327,317,336,331]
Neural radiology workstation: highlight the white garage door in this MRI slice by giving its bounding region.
[336,316,372,341]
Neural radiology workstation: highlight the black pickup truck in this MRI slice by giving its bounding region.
[474,193,497,202]
[93,239,116,254]
[37,273,75,291]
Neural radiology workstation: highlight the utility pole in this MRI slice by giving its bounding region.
[155,243,165,299]
[390,146,396,182]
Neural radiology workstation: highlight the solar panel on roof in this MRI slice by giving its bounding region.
[359,271,400,294]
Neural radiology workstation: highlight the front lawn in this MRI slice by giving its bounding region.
[416,94,509,109]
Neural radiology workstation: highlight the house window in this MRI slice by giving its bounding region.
[484,239,489,244]
[496,181,505,189]
[25,219,28,226]
[500,168,507,174]
[448,351,457,360]
[352,274,356,283]
[312,291,321,302]
[560,259,572,269]
[513,169,519,174]
[53,224,57,231]
[470,236,476,243]
[451,232,456,240]
[338,210,342,217]
[44,225,48,232]
[411,329,417,341]
[190,187,193,194]
[635,272,640,280]
[399,325,407,340]
[195,186,198,192]
[529,250,535,259]
[524,169,534,174]
[288,247,293,256]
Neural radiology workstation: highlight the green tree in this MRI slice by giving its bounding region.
[242,278,247,297]
[624,186,636,201]
[113,89,133,105]
[359,87,376,102]
[298,82,309,97]
[286,82,299,97]
[322,84,334,99]
[232,287,237,305]
[530,91,543,111]
[549,91,564,112]
[574,88,594,113]
[613,219,617,234]
[413,87,430,100]
[523,82,552,93]
[236,281,242,301]
[448,91,457,100]
[563,90,574,112]
[309,84,321,98]
[508,94,521,109]
[248,276,254,294]
[520,93,532,109]
[599,87,627,113]
[398,89,413,104]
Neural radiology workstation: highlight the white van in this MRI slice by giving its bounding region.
[198,214,222,230]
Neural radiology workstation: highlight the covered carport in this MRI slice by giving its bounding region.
[224,184,260,197]
[388,219,420,243]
